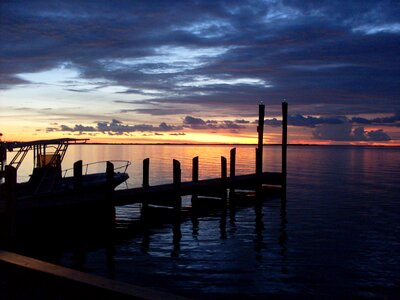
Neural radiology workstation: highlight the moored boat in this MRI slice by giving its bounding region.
[0,138,130,212]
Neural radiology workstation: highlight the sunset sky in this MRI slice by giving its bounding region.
[1,0,399,145]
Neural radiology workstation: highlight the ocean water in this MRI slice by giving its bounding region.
[7,145,400,298]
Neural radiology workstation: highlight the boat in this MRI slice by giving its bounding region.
[0,138,130,216]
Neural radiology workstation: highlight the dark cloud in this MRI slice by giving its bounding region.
[288,114,344,127]
[351,112,400,126]
[0,0,400,146]
[120,108,195,115]
[183,116,207,128]
[222,120,245,129]
[56,119,182,135]
[313,121,391,141]
[183,116,246,130]
[235,119,250,124]
[264,118,282,127]
[263,114,344,127]
[0,0,399,127]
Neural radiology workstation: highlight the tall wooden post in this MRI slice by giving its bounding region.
[192,156,199,182]
[142,158,150,213]
[173,159,181,189]
[4,165,17,241]
[142,158,150,188]
[230,148,236,178]
[105,161,115,225]
[106,161,114,187]
[221,156,227,181]
[73,160,83,190]
[191,156,199,217]
[0,144,6,176]
[173,159,181,211]
[172,159,182,246]
[256,103,265,176]
[282,101,288,188]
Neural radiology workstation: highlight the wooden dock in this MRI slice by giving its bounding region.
[1,102,288,214]
[113,102,288,208]
[113,171,283,206]
[0,103,288,299]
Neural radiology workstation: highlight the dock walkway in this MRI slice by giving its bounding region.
[113,171,283,206]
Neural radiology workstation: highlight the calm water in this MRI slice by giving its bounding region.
[8,145,400,298]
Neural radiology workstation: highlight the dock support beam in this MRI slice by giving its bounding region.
[172,159,182,252]
[192,156,199,183]
[221,156,227,185]
[282,101,288,188]
[256,103,265,176]
[142,158,150,213]
[105,161,115,225]
[143,158,150,188]
[73,160,82,190]
[173,159,182,212]
[230,148,236,178]
[0,144,6,177]
[106,161,114,187]
[4,166,17,243]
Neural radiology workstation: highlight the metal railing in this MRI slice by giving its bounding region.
[62,160,131,178]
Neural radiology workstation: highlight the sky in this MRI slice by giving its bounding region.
[1,0,399,145]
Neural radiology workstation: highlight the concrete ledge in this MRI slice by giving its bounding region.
[0,250,189,300]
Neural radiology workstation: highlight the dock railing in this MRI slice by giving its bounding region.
[62,160,131,178]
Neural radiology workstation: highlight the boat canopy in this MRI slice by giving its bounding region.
[3,138,88,151]
[1,138,89,172]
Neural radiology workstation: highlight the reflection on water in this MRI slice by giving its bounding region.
[7,145,400,299]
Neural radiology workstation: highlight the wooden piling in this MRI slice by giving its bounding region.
[192,156,199,182]
[282,101,288,188]
[73,160,83,190]
[230,148,236,178]
[4,165,17,241]
[255,148,261,176]
[0,145,6,176]
[142,158,150,212]
[105,161,115,224]
[173,159,181,189]
[106,161,114,186]
[256,103,265,176]
[142,158,150,188]
[173,159,181,212]
[221,156,227,181]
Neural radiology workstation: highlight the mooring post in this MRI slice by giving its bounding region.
[230,148,236,178]
[73,160,83,190]
[255,148,261,175]
[4,165,17,242]
[0,144,6,176]
[105,161,115,224]
[173,159,181,189]
[191,156,199,214]
[192,156,199,182]
[106,161,114,187]
[256,103,265,176]
[142,158,150,213]
[221,156,227,182]
[143,158,150,188]
[173,159,182,212]
[282,101,288,188]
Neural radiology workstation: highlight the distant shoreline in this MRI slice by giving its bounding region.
[71,143,400,148]
[2,141,398,148]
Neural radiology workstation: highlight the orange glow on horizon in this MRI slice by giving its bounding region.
[2,124,399,146]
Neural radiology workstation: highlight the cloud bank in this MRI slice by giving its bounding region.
[1,0,399,115]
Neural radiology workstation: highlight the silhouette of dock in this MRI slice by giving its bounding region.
[0,103,288,299]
